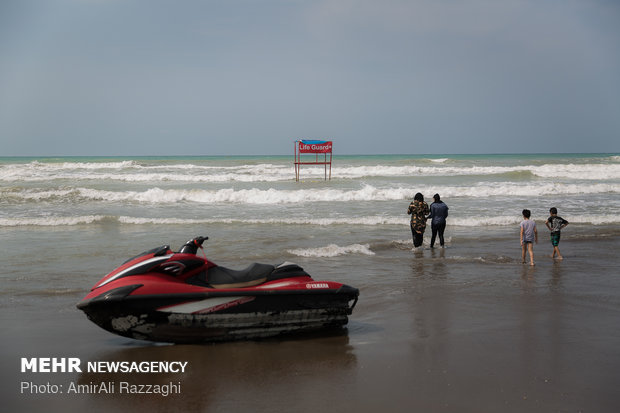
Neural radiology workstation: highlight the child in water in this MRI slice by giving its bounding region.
[545,207,569,260]
[520,209,538,266]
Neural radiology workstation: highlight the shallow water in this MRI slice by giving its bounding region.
[3,224,620,412]
[2,154,620,412]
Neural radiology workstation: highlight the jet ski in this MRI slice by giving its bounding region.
[77,236,359,343]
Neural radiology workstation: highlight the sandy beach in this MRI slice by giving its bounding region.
[3,223,619,413]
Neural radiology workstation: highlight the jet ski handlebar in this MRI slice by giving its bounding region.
[178,236,209,254]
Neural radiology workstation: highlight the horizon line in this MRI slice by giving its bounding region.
[1,152,618,159]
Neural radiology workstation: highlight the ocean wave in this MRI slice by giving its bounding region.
[2,161,619,182]
[118,215,406,226]
[2,186,410,204]
[448,215,620,226]
[2,213,618,227]
[0,215,405,227]
[530,164,620,180]
[4,182,619,205]
[0,165,292,183]
[32,160,139,169]
[0,215,107,227]
[287,243,375,257]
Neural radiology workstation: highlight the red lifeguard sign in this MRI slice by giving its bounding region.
[294,139,333,181]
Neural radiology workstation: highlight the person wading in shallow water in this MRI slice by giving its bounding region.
[407,192,429,250]
[520,209,538,266]
[545,207,569,260]
[427,193,449,248]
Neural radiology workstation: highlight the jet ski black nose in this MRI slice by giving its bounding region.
[179,236,209,254]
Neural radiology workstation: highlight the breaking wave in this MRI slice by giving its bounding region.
[2,160,619,182]
[287,243,375,257]
[4,182,618,205]
[2,214,618,227]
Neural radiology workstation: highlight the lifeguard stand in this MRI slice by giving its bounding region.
[294,139,333,181]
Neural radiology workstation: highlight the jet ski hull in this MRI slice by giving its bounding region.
[77,237,359,343]
[78,284,358,343]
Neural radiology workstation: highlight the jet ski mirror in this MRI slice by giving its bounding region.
[178,236,209,254]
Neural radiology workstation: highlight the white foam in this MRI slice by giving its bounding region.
[5,182,618,205]
[2,213,618,227]
[450,214,620,226]
[530,164,620,180]
[0,161,293,183]
[0,215,106,227]
[3,160,619,182]
[419,183,620,198]
[287,243,375,257]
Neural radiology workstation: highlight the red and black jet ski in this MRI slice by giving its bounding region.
[77,236,359,343]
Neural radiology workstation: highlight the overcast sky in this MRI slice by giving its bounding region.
[1,0,619,156]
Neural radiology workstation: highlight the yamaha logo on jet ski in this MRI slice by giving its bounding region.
[77,236,359,343]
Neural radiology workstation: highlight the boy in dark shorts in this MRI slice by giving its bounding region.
[545,207,569,260]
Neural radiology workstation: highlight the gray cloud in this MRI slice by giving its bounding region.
[1,0,618,155]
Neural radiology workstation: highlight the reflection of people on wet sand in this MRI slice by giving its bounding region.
[545,207,569,260]
[520,209,538,266]
[407,193,429,250]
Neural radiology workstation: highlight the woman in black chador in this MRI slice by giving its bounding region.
[407,193,429,249]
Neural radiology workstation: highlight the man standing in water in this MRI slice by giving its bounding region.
[427,193,449,248]
[407,193,429,250]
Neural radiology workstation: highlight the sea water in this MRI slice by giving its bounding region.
[2,153,620,412]
[1,153,618,241]
[1,153,619,283]
[2,152,619,306]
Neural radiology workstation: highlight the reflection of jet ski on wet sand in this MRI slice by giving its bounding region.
[77,236,359,343]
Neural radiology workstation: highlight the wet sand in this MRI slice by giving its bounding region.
[3,230,620,412]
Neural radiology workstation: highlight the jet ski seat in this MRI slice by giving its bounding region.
[186,262,311,289]
[207,263,275,289]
